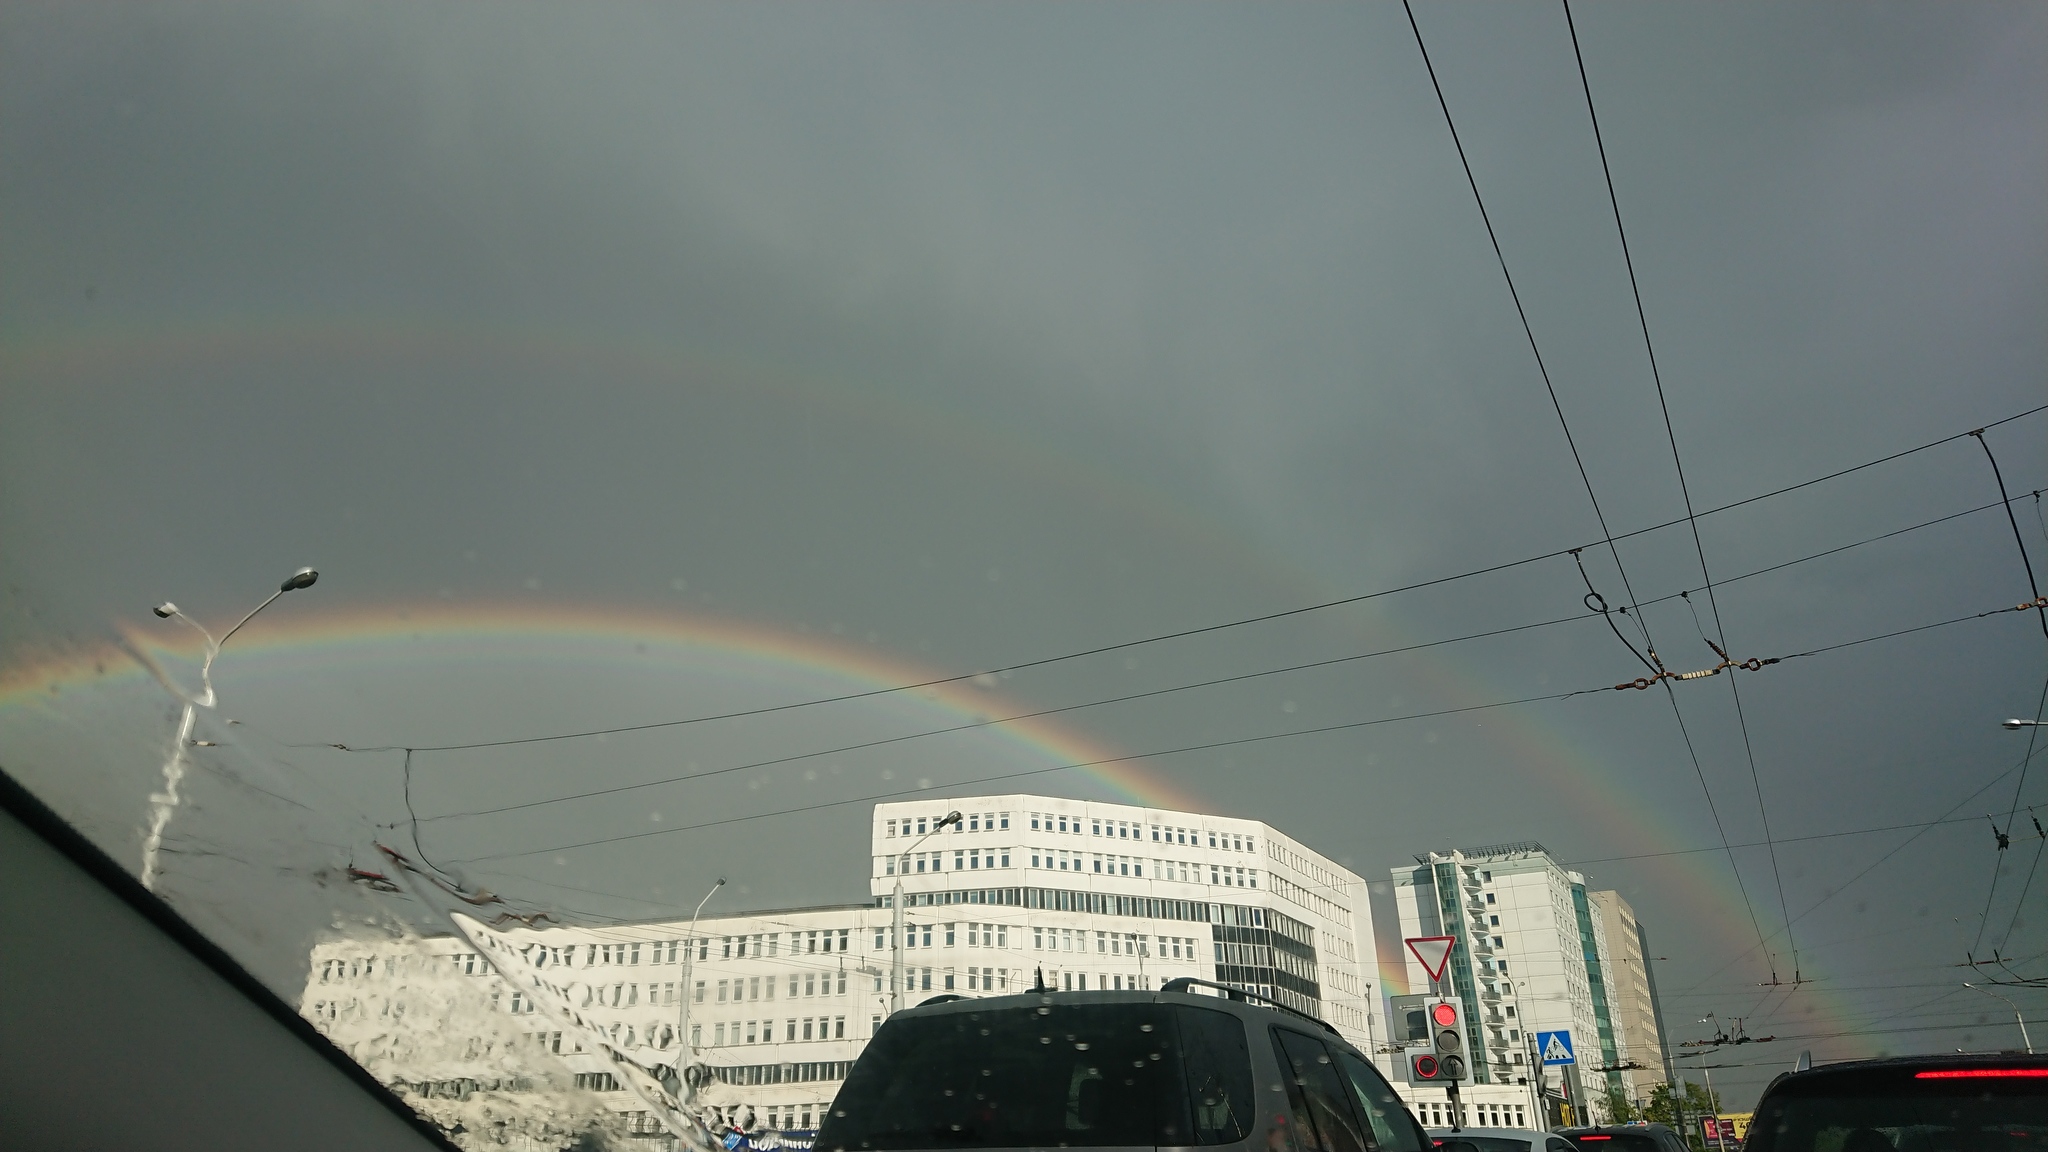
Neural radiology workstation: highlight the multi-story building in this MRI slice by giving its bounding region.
[1587,889,1670,1106]
[302,792,1386,1147]
[1383,842,1646,1126]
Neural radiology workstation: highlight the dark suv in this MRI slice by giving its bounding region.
[817,979,1431,1152]
[1557,1125,1691,1152]
[1743,1053,2048,1152]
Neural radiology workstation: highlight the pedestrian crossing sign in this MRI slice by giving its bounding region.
[1537,1030,1576,1066]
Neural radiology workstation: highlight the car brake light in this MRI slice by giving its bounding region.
[1578,1137,1612,1141]
[1913,1069,2048,1079]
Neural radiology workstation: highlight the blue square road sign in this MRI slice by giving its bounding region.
[1536,1030,1576,1066]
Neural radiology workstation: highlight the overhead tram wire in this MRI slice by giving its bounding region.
[447,592,2045,873]
[322,479,2045,831]
[1972,668,2047,963]
[1564,0,1801,987]
[300,404,2042,757]
[453,684,1608,865]
[1403,0,1776,979]
[425,609,1600,822]
[1675,737,2048,996]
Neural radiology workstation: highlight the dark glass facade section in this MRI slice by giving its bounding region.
[1211,906,1321,1017]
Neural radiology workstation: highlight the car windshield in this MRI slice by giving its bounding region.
[4,4,2045,1151]
[1747,1069,2048,1152]
[817,1001,1233,1149]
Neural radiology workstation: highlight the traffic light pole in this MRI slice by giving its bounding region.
[1438,973,1462,1133]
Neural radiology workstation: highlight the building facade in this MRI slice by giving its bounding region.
[1587,889,1670,1105]
[302,792,1387,1144]
[1383,842,1641,1126]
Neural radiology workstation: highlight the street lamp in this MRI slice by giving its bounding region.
[2004,719,2044,729]
[1963,982,2035,1054]
[891,810,961,1015]
[140,567,319,890]
[674,877,726,1103]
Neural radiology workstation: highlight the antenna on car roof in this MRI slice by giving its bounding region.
[1032,967,1048,993]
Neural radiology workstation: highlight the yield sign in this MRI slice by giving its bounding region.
[1405,935,1457,982]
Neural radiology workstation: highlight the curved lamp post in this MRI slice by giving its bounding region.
[674,876,725,1104]
[140,567,318,889]
[891,810,961,1015]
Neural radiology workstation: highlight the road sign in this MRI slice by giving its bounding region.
[1537,1030,1576,1066]
[1405,936,1457,982]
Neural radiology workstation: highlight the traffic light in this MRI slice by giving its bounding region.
[1405,999,1470,1084]
[1430,999,1469,1082]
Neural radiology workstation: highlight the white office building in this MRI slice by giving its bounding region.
[1380,842,1640,1127]
[302,792,1391,1146]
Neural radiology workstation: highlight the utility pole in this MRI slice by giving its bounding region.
[891,811,961,1015]
[674,878,725,1104]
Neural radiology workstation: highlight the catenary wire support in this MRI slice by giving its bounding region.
[1971,429,2048,640]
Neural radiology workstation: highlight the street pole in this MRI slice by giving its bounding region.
[1701,1065,1724,1152]
[891,811,961,1016]
[675,877,725,1103]
[1964,982,2035,1054]
[142,567,318,890]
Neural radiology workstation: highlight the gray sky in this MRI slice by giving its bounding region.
[3,1,2045,1106]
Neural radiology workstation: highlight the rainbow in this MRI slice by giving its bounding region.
[0,599,1212,815]
[2,319,1868,1056]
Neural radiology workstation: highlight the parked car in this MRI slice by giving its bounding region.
[818,978,1430,1152]
[1742,1053,2048,1152]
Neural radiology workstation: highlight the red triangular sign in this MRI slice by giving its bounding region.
[1406,935,1457,982]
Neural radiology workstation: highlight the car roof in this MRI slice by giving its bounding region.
[1758,1051,2048,1098]
[894,988,1349,1040]
[1426,1126,1558,1139]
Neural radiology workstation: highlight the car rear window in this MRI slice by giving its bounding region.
[1747,1067,2048,1152]
[819,1001,1253,1150]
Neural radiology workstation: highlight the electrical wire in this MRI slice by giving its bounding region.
[1971,668,2047,961]
[452,685,1606,864]
[389,482,2038,827]
[1675,738,2048,995]
[295,406,2044,758]
[1563,0,1800,986]
[444,595,2047,875]
[421,611,1598,823]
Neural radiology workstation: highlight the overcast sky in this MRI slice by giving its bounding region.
[4,1,2045,1107]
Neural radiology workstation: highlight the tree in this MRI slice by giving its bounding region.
[1643,1082,1723,1151]
[1605,1089,1644,1124]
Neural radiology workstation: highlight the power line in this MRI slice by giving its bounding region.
[1675,738,2048,996]
[1559,808,2042,868]
[1973,669,2047,961]
[300,404,2042,757]
[1563,0,1800,987]
[445,593,2045,874]
[453,685,1605,864]
[422,611,1598,823]
[408,484,2038,825]
[1406,0,1776,981]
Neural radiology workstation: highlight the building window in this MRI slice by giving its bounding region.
[944,970,956,990]
[1000,813,1009,829]
[1485,892,1496,904]
[715,1023,726,1045]
[1033,927,1044,949]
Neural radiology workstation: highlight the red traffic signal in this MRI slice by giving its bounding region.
[1410,1053,1443,1081]
[1431,1002,1459,1027]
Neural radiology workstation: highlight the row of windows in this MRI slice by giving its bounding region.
[867,922,1012,950]
[884,812,1010,837]
[710,930,852,960]
[708,1016,848,1046]
[884,849,1011,873]
[711,972,850,1003]
[316,956,394,982]
[1026,813,1259,854]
